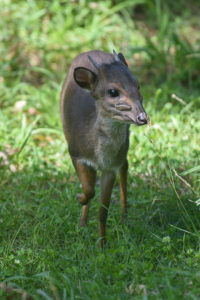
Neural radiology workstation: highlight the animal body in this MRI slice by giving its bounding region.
[60,50,149,247]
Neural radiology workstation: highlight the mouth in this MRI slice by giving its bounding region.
[112,114,137,125]
[113,113,150,126]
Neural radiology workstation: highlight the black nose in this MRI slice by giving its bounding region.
[137,112,147,125]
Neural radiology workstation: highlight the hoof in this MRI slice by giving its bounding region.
[80,219,87,227]
[120,210,128,224]
[99,237,106,249]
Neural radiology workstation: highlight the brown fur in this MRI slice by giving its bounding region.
[60,50,148,247]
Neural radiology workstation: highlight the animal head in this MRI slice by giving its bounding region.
[74,50,149,126]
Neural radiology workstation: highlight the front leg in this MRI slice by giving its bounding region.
[99,171,116,248]
[119,159,128,215]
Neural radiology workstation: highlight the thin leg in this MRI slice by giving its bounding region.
[99,171,116,248]
[72,158,96,226]
[120,159,128,215]
[80,203,90,227]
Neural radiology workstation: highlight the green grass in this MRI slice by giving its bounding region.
[0,0,200,299]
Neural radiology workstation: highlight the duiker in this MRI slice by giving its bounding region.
[60,50,149,247]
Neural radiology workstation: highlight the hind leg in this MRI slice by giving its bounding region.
[72,158,96,226]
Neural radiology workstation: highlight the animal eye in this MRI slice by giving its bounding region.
[108,89,119,97]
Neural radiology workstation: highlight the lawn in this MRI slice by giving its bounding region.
[0,0,200,299]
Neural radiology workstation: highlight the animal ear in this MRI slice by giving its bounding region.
[118,52,128,67]
[74,67,97,91]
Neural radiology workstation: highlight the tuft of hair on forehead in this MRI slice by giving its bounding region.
[100,61,131,78]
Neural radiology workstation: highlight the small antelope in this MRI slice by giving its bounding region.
[60,50,149,247]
